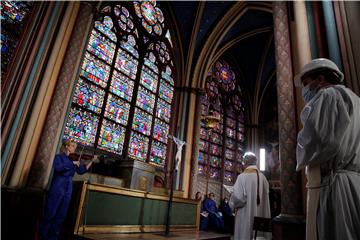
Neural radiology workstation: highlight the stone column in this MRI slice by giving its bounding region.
[27,2,96,189]
[272,2,305,239]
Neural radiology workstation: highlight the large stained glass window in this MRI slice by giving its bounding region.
[198,60,246,184]
[63,2,175,168]
[1,1,33,79]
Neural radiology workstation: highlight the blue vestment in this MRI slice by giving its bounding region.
[39,154,87,240]
[202,198,224,232]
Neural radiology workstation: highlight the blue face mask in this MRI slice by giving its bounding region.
[302,84,317,102]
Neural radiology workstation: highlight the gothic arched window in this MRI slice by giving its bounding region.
[63,1,175,168]
[199,60,245,184]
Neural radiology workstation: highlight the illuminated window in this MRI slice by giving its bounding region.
[64,2,174,168]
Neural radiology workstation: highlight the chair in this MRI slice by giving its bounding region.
[253,217,272,239]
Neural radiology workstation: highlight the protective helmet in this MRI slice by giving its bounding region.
[294,58,344,87]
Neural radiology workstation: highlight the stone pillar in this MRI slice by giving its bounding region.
[272,2,305,239]
[27,2,96,189]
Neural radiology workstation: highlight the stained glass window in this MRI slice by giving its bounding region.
[1,1,33,78]
[63,2,175,170]
[198,59,246,185]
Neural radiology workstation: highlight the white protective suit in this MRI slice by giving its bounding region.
[297,85,360,240]
[229,165,271,240]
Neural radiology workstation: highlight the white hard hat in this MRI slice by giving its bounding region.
[294,58,344,87]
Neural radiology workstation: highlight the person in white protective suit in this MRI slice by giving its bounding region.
[229,152,271,240]
[295,58,360,240]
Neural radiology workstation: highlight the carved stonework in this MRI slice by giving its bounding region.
[272,2,302,215]
[27,3,94,188]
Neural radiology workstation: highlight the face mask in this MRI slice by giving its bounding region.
[302,84,317,102]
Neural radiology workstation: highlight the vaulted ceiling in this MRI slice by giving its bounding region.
[167,1,277,134]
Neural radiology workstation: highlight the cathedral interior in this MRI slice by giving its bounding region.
[1,1,359,240]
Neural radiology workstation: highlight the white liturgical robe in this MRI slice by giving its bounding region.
[229,165,271,240]
[297,85,360,240]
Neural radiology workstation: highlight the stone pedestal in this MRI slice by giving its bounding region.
[117,160,155,192]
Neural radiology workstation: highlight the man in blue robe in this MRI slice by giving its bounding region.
[202,192,224,232]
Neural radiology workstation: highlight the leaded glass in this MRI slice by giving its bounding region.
[73,78,105,114]
[226,138,236,150]
[161,66,174,85]
[115,6,135,33]
[225,149,235,160]
[128,132,149,161]
[132,108,152,135]
[156,41,170,64]
[155,98,171,123]
[237,132,244,142]
[94,16,117,42]
[224,171,233,182]
[64,107,99,146]
[136,86,155,113]
[110,70,134,102]
[104,94,130,125]
[159,80,173,103]
[198,165,206,176]
[199,140,208,152]
[226,117,236,129]
[237,123,245,132]
[97,119,126,154]
[140,66,158,92]
[115,48,138,80]
[87,30,115,65]
[210,156,221,168]
[198,152,207,164]
[210,167,219,180]
[120,35,139,58]
[226,127,236,139]
[200,128,209,140]
[144,52,158,73]
[80,52,110,88]
[210,132,222,145]
[153,118,169,143]
[210,144,221,156]
[214,60,236,92]
[225,160,234,171]
[149,140,166,167]
[133,1,164,36]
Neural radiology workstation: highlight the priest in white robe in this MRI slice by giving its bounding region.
[229,152,271,240]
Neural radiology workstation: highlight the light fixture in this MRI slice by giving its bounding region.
[202,114,220,130]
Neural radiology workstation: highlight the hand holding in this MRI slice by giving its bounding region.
[73,161,80,167]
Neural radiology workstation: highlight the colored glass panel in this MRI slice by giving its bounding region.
[120,35,139,58]
[153,118,169,143]
[198,164,206,176]
[237,123,245,132]
[144,52,158,73]
[140,66,158,92]
[104,94,130,125]
[97,119,126,154]
[73,78,105,114]
[226,138,236,150]
[210,144,221,156]
[226,127,236,139]
[128,132,149,161]
[150,140,166,167]
[94,16,117,42]
[210,156,221,168]
[198,151,207,164]
[225,160,234,171]
[136,86,155,113]
[159,79,173,103]
[225,149,235,160]
[132,108,152,136]
[224,171,233,182]
[210,167,219,180]
[210,132,222,145]
[161,65,174,85]
[64,107,99,146]
[87,29,115,65]
[115,48,138,80]
[200,128,209,140]
[155,98,171,123]
[199,140,208,152]
[226,117,236,129]
[237,132,244,142]
[80,52,110,88]
[110,70,134,102]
